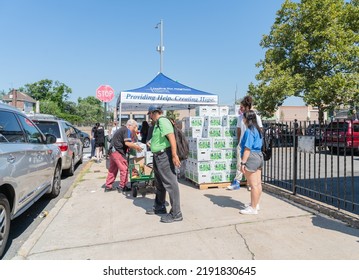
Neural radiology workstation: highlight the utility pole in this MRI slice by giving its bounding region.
[155,19,164,73]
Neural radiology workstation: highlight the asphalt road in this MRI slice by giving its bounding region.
[1,147,92,260]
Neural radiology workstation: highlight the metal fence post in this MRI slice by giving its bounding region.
[292,119,298,195]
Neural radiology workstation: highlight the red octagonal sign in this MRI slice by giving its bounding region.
[96,85,114,102]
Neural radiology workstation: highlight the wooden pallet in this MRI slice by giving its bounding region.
[194,180,247,190]
[185,177,247,190]
[197,182,230,190]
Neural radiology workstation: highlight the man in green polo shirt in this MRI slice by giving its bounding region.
[145,105,183,223]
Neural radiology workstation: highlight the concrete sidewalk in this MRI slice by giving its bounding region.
[13,160,359,260]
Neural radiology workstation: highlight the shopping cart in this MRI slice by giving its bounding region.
[128,163,156,197]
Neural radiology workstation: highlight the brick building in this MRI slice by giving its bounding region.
[1,89,37,113]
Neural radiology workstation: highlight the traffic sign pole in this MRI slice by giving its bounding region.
[96,85,115,130]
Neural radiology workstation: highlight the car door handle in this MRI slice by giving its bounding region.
[7,154,15,163]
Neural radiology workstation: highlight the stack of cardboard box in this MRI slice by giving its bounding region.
[184,106,238,184]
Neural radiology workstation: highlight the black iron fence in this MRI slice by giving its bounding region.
[262,120,359,216]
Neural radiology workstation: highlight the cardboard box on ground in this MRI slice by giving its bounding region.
[184,105,240,184]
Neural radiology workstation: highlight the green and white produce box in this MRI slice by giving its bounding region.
[211,161,227,172]
[224,171,236,183]
[222,115,238,127]
[193,160,212,173]
[195,106,219,117]
[191,138,212,150]
[210,172,225,183]
[193,172,211,184]
[226,137,238,148]
[212,137,226,149]
[218,106,229,116]
[184,117,203,129]
[204,116,222,127]
[185,127,203,138]
[192,149,211,161]
[227,160,237,171]
[222,127,237,137]
[202,127,222,138]
[210,150,223,160]
[223,149,237,160]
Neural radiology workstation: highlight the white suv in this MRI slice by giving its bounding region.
[29,115,84,176]
[0,103,62,258]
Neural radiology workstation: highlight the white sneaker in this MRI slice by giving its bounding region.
[240,206,258,215]
[245,203,260,211]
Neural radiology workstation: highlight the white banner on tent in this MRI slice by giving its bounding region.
[120,91,218,105]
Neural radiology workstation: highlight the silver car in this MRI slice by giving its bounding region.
[30,115,84,176]
[0,103,62,258]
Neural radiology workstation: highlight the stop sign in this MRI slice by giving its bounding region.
[96,85,114,102]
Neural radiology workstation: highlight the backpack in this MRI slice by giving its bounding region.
[262,130,272,161]
[157,117,189,161]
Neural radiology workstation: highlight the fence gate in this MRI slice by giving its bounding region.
[262,120,359,216]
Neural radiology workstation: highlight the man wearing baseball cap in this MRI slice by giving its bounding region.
[146,105,183,223]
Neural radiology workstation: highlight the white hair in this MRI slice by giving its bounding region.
[126,119,138,127]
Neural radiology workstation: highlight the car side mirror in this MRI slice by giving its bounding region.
[45,134,57,144]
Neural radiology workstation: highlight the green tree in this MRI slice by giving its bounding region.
[77,96,103,125]
[251,0,359,123]
[166,110,180,121]
[39,100,62,116]
[20,79,72,110]
[0,89,6,100]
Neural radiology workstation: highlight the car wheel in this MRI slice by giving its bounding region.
[0,193,11,258]
[65,157,75,176]
[48,163,62,198]
[83,138,90,148]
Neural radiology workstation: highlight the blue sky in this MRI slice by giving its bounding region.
[0,0,304,107]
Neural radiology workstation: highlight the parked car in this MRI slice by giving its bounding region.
[263,122,294,147]
[323,119,359,154]
[0,103,62,258]
[29,114,84,176]
[74,128,90,148]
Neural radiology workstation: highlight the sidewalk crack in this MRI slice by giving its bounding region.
[234,225,255,260]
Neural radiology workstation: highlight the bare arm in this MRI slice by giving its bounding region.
[237,127,241,142]
[125,142,142,152]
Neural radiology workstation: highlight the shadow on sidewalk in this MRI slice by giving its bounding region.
[311,215,359,240]
[204,194,246,210]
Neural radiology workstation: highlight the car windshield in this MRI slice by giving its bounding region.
[33,121,61,138]
[326,122,348,132]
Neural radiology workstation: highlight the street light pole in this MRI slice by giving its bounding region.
[156,19,164,73]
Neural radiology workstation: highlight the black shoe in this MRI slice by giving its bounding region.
[146,207,167,215]
[104,187,115,192]
[160,212,183,223]
[118,186,131,193]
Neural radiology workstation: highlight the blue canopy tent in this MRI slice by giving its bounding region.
[117,73,218,113]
